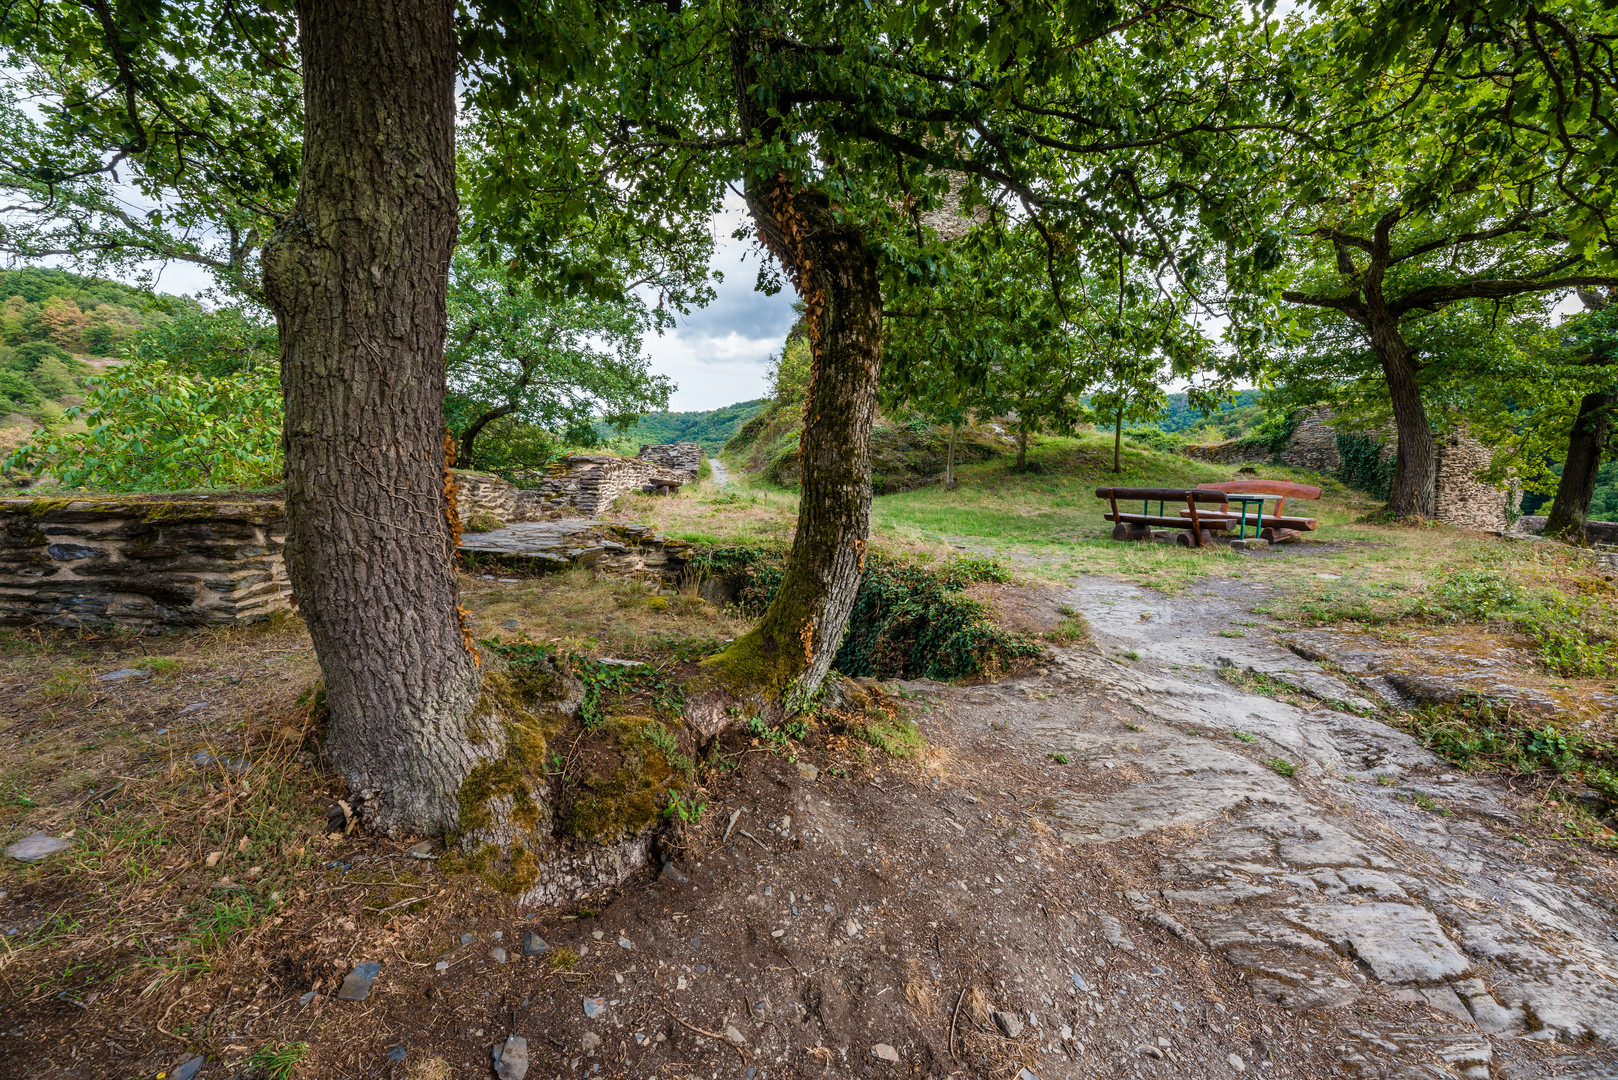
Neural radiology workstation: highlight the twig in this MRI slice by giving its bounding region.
[735,829,769,851]
[722,809,742,843]
[372,890,435,918]
[665,1009,748,1063]
[949,987,966,1059]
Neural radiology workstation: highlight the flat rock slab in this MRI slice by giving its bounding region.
[336,961,381,1001]
[958,576,1618,1065]
[5,833,71,862]
[493,1035,529,1080]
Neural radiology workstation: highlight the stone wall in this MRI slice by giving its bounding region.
[637,442,702,479]
[0,495,291,629]
[1181,440,1274,465]
[454,471,547,525]
[1434,429,1511,531]
[1281,410,1342,472]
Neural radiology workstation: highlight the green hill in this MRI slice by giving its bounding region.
[602,398,769,454]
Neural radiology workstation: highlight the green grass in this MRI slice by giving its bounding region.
[1262,756,1297,777]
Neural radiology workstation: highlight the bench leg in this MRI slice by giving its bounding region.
[1261,527,1302,544]
[1175,529,1216,548]
[1112,522,1153,542]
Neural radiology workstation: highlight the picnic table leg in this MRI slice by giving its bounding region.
[1186,493,1203,548]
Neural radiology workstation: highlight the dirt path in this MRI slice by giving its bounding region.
[708,457,732,486]
[913,575,1618,1078]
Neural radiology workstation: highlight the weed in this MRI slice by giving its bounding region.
[1048,752,1070,765]
[1126,723,1144,732]
[663,792,706,823]
[1412,793,1452,816]
[549,947,580,971]
[1376,773,1396,785]
[249,1041,310,1080]
[1047,614,1091,645]
[1262,756,1297,777]
[1122,650,1140,661]
[1217,629,1246,638]
[990,719,1009,732]
[1232,731,1258,743]
[136,656,182,677]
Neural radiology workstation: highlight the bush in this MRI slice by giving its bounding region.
[691,546,1039,680]
[4,354,283,490]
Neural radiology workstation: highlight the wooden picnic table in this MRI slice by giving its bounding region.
[1095,480,1323,547]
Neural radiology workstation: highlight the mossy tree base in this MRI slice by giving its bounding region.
[448,653,709,909]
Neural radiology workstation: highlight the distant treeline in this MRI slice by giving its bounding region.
[599,398,768,454]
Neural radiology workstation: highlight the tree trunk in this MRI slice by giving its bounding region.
[1017,422,1029,472]
[1545,290,1617,542]
[1113,407,1123,473]
[1543,390,1614,543]
[263,0,482,836]
[1367,314,1435,519]
[460,402,517,467]
[709,18,883,702]
[945,421,958,490]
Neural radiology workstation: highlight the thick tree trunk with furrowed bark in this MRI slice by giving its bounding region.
[262,0,484,837]
[706,11,883,701]
[1367,311,1436,519]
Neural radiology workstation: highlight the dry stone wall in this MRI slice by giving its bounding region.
[636,442,702,478]
[1434,430,1510,531]
[1281,410,1342,472]
[0,495,291,630]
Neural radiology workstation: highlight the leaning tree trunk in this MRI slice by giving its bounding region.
[263,0,484,837]
[1543,389,1615,543]
[708,17,883,702]
[1113,408,1124,473]
[1368,314,1435,519]
[1545,288,1617,543]
[945,421,958,490]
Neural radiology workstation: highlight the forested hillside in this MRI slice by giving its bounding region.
[0,268,197,422]
[602,398,767,453]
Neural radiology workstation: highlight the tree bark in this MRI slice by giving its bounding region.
[1366,312,1435,518]
[1545,288,1617,543]
[709,14,883,701]
[1113,407,1123,473]
[1018,421,1030,472]
[263,0,482,836]
[945,420,958,490]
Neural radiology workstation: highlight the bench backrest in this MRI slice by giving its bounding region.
[1196,479,1321,517]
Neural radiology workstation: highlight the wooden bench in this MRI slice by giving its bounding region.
[1095,487,1237,548]
[1191,480,1322,542]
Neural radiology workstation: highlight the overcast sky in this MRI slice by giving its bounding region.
[68,191,796,413]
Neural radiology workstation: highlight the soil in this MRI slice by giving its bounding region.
[4,576,1616,1080]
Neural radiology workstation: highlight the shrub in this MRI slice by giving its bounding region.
[692,546,1040,680]
[1336,431,1395,499]
[5,354,283,490]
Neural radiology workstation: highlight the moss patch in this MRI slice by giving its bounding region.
[562,714,687,844]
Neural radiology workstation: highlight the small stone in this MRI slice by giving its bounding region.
[179,701,210,713]
[204,851,223,868]
[871,1044,900,1063]
[592,930,604,940]
[581,1032,601,1053]
[583,996,607,1019]
[618,937,633,949]
[492,930,502,941]
[460,932,474,946]
[172,1055,205,1080]
[406,841,434,857]
[992,1011,1025,1038]
[659,862,688,884]
[434,961,449,972]
[1059,1025,1073,1041]
[796,762,819,781]
[1070,972,1090,992]
[493,1035,530,1080]
[491,946,507,964]
[299,991,317,1005]
[388,1047,407,1062]
[501,619,521,627]
[1016,1070,1041,1080]
[522,932,549,956]
[5,833,71,862]
[1227,1052,1246,1072]
[1135,1044,1164,1059]
[97,668,142,681]
[724,1025,746,1045]
[771,929,786,938]
[337,961,381,1001]
[245,866,262,879]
